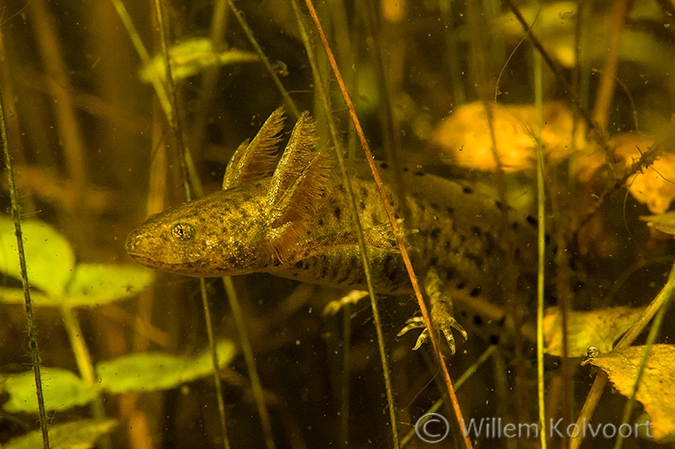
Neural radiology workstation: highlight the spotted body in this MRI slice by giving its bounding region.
[125,109,540,342]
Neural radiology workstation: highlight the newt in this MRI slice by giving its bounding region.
[125,108,540,351]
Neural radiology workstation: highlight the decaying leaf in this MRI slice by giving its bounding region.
[588,344,675,442]
[430,101,587,172]
[543,306,644,357]
[640,211,675,236]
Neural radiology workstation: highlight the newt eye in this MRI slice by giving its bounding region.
[171,223,196,242]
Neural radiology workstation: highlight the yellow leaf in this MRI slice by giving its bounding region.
[588,344,675,442]
[543,306,644,357]
[640,211,675,236]
[431,102,587,172]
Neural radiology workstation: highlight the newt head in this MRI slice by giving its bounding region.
[125,182,273,277]
[126,108,330,278]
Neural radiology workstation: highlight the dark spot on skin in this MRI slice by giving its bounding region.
[429,256,438,266]
[359,187,369,198]
[402,167,410,172]
[320,264,328,278]
[379,162,389,169]
[489,334,500,345]
[495,200,505,211]
[414,171,425,176]
[359,201,366,210]
[462,186,473,194]
[471,226,482,237]
[470,286,481,297]
[444,240,451,250]
[337,184,346,193]
[456,282,466,290]
[473,314,484,326]
[318,219,324,226]
[294,261,304,269]
[429,227,441,240]
[466,253,484,267]
[446,207,454,215]
[444,269,455,281]
[497,316,507,327]
[387,268,399,283]
[525,214,538,227]
[333,207,342,220]
[511,221,520,231]
[459,310,467,318]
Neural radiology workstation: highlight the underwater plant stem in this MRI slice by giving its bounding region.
[200,278,232,449]
[30,0,86,206]
[222,276,276,449]
[401,345,497,446]
[533,48,548,449]
[303,2,473,448]
[0,86,50,449]
[59,305,112,449]
[151,0,201,201]
[290,2,394,446]
[191,0,229,154]
[150,1,229,446]
[109,0,171,119]
[227,0,299,120]
[592,0,628,133]
[503,0,603,146]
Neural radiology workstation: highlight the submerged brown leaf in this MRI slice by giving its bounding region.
[543,306,644,357]
[588,344,675,442]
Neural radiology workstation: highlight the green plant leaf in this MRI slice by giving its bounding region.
[0,218,75,297]
[65,263,155,307]
[97,340,236,394]
[140,37,259,83]
[0,287,54,306]
[543,306,645,357]
[2,368,99,413]
[4,419,117,449]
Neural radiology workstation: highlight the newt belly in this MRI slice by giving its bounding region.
[125,109,541,338]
